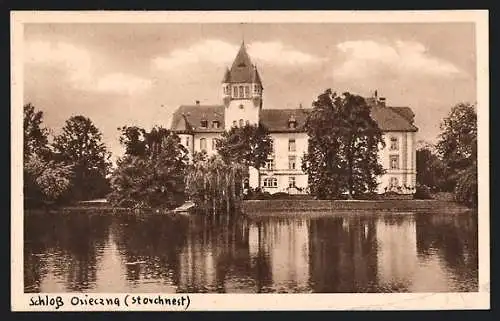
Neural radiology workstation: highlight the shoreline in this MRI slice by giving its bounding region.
[23,199,474,217]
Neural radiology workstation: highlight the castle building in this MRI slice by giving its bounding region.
[170,42,418,195]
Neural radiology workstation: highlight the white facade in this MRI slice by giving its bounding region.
[259,132,309,194]
[376,132,417,194]
[173,42,417,195]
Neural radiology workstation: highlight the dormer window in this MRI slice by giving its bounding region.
[239,86,244,98]
[212,120,220,129]
[233,86,238,98]
[200,119,208,128]
[288,115,297,129]
[245,86,250,98]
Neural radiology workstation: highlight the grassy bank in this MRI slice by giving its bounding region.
[242,199,472,217]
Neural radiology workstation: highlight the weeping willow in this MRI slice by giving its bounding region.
[185,152,247,215]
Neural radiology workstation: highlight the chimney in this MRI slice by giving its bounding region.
[378,97,386,107]
[195,100,200,105]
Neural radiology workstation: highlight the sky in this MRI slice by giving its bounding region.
[23,22,477,162]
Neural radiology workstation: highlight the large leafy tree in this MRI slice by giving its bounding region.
[303,89,385,199]
[52,115,111,201]
[436,103,477,206]
[216,123,272,189]
[107,126,188,209]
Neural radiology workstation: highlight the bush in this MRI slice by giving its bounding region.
[454,165,477,208]
[414,184,433,199]
[244,188,272,200]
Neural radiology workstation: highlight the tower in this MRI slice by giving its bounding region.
[222,41,263,129]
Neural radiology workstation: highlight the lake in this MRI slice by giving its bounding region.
[24,210,478,293]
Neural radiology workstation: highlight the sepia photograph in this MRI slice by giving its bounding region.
[11,11,489,311]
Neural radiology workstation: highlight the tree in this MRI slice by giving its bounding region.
[416,146,447,192]
[52,115,111,201]
[185,152,246,215]
[23,103,50,160]
[216,123,272,189]
[24,154,73,206]
[436,103,477,206]
[436,103,477,181]
[303,90,385,199]
[107,126,188,209]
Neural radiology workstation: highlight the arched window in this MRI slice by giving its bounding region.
[200,138,207,151]
[239,119,244,127]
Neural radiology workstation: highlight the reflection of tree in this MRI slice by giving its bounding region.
[176,215,255,293]
[24,211,111,292]
[112,214,189,286]
[308,217,378,293]
[416,213,478,291]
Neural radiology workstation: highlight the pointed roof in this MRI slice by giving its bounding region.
[223,42,262,85]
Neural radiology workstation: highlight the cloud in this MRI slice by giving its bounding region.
[334,40,463,79]
[96,73,152,95]
[153,39,323,71]
[24,40,151,94]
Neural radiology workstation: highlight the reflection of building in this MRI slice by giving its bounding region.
[171,42,418,194]
[248,219,310,292]
[375,216,417,291]
[308,217,378,292]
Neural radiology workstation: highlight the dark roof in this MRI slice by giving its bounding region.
[260,109,309,133]
[170,105,417,133]
[222,42,262,85]
[170,105,225,133]
[388,107,415,124]
[371,105,418,132]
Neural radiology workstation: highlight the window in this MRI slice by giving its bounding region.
[265,159,274,170]
[263,177,278,188]
[269,139,274,153]
[288,156,297,170]
[233,86,238,98]
[239,104,244,109]
[200,120,208,128]
[239,119,244,127]
[239,86,244,98]
[390,177,399,187]
[390,137,399,151]
[232,120,237,127]
[212,138,218,150]
[288,139,296,152]
[289,176,296,188]
[212,120,220,129]
[245,86,250,98]
[289,121,296,129]
[200,138,207,151]
[185,137,190,147]
[390,155,399,170]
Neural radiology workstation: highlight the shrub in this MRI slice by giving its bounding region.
[454,165,477,208]
[414,184,433,199]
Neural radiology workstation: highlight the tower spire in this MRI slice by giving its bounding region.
[240,22,245,45]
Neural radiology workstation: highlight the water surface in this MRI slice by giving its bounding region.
[24,210,478,293]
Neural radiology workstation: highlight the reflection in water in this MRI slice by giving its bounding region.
[24,210,478,293]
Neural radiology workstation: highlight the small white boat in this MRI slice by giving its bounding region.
[172,201,195,214]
